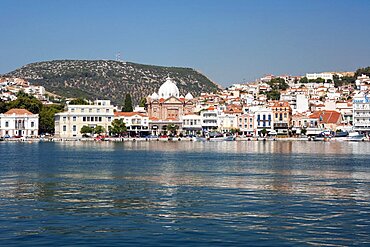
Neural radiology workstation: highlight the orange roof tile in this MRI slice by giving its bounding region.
[309,110,341,124]
[4,108,33,115]
[114,112,147,117]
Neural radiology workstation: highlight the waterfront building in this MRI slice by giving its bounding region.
[54,100,114,138]
[114,112,149,137]
[182,114,202,135]
[309,110,342,131]
[252,107,274,135]
[0,108,39,137]
[238,113,255,136]
[270,101,292,135]
[200,107,219,132]
[352,92,370,134]
[146,77,195,135]
[291,113,319,135]
[219,106,243,133]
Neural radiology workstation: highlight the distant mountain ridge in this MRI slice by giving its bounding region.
[4,60,221,105]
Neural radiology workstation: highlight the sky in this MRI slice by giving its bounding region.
[0,0,369,87]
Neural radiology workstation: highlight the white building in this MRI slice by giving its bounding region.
[114,112,149,137]
[54,100,114,138]
[0,109,39,137]
[200,107,219,131]
[253,107,274,135]
[182,114,202,135]
[352,93,370,133]
[296,94,309,113]
[306,73,333,82]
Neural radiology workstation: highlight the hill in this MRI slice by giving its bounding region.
[4,60,221,105]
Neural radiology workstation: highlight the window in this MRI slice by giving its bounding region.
[89,109,92,113]
[63,117,66,121]
[63,125,66,132]
[99,117,102,122]
[83,117,86,122]
[97,109,100,113]
[31,122,34,127]
[5,121,9,127]
[73,116,76,121]
[106,109,109,113]
[73,125,76,132]
[108,117,112,121]
[71,108,75,112]
[81,108,85,113]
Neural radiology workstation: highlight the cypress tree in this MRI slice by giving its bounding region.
[122,93,133,112]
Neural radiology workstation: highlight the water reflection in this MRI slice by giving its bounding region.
[0,141,369,246]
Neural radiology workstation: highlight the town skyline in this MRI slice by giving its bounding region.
[1,0,370,87]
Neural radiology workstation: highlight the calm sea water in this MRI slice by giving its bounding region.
[0,141,369,246]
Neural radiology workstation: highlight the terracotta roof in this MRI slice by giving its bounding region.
[309,110,341,124]
[149,117,159,121]
[114,112,147,117]
[271,101,291,108]
[4,108,33,115]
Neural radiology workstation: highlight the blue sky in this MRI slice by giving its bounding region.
[1,0,369,86]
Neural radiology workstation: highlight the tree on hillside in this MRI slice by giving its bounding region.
[68,98,89,105]
[266,90,280,100]
[139,97,146,107]
[299,77,309,84]
[108,119,127,137]
[267,78,289,90]
[122,93,133,112]
[8,91,43,114]
[355,66,370,77]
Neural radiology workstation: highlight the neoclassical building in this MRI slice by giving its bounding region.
[0,109,39,137]
[146,77,195,135]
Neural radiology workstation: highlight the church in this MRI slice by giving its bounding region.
[146,77,195,135]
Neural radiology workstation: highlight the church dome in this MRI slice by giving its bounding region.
[185,93,194,100]
[158,77,179,99]
[151,92,159,100]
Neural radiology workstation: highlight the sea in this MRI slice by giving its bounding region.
[0,141,369,246]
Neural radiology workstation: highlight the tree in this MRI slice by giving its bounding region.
[266,90,280,100]
[0,100,7,113]
[299,77,309,84]
[39,104,64,134]
[230,128,240,134]
[80,125,94,137]
[267,78,289,91]
[122,93,133,112]
[69,98,89,105]
[355,66,370,78]
[94,125,106,135]
[139,97,146,107]
[108,119,127,137]
[166,124,179,136]
[8,91,43,114]
[261,128,267,137]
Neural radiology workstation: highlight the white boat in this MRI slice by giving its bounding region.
[209,135,235,141]
[345,132,365,142]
